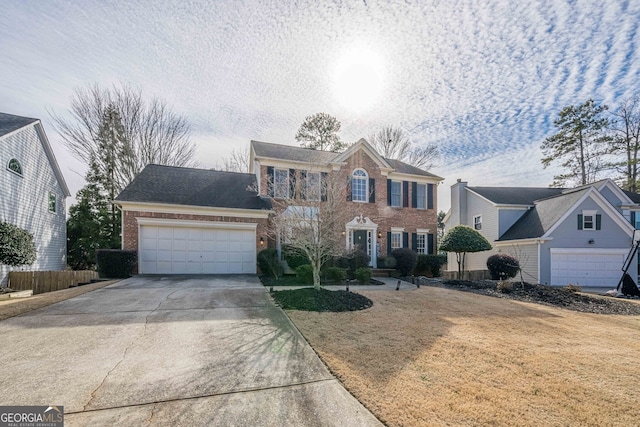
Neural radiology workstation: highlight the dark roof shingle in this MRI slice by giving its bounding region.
[115,164,271,210]
[0,112,38,137]
[468,186,564,205]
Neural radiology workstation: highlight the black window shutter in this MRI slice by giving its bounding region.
[428,234,434,254]
[578,214,583,230]
[266,166,274,197]
[346,176,352,201]
[403,232,409,248]
[387,232,392,256]
[387,179,392,206]
[403,181,409,207]
[369,178,376,203]
[596,214,602,230]
[300,170,307,200]
[321,172,328,202]
[632,212,636,226]
[411,182,417,208]
[289,169,296,199]
[427,184,434,210]
[411,233,417,252]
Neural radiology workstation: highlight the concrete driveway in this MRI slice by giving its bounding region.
[0,276,381,426]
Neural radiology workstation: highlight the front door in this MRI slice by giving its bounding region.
[353,230,368,253]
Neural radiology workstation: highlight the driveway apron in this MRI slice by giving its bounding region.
[0,275,382,426]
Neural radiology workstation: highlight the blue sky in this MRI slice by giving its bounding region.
[2,0,640,210]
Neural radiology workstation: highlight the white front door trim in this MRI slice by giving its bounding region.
[345,215,378,268]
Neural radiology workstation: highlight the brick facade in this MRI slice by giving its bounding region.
[257,147,439,258]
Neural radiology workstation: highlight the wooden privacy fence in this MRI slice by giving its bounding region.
[8,270,99,295]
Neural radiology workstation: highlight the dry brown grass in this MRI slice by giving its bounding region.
[286,287,640,427]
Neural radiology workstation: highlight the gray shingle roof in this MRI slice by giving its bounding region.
[251,140,441,178]
[498,188,589,240]
[468,186,564,205]
[623,190,640,204]
[0,112,38,138]
[115,164,271,210]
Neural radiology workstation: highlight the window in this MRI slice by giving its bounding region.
[306,172,321,201]
[7,158,22,176]
[474,215,482,230]
[416,184,426,209]
[352,169,368,202]
[390,181,401,207]
[391,232,402,249]
[583,214,594,230]
[416,234,426,254]
[274,169,289,198]
[48,192,56,213]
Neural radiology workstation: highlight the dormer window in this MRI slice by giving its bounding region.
[578,210,601,230]
[352,169,368,202]
[7,158,22,176]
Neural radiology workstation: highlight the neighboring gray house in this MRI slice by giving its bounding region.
[444,179,640,288]
[0,113,70,285]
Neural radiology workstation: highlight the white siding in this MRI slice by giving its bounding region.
[1,125,67,285]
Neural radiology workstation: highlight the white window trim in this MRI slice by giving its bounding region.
[416,233,427,254]
[416,183,426,209]
[473,215,482,230]
[48,192,57,213]
[274,168,289,199]
[7,158,23,177]
[582,210,596,230]
[390,232,402,249]
[305,171,321,201]
[352,168,368,203]
[390,180,402,207]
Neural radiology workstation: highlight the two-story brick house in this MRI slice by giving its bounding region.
[250,138,443,268]
[115,138,442,274]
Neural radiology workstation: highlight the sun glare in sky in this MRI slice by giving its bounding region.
[333,47,385,113]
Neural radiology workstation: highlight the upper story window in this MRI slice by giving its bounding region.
[416,183,426,209]
[390,181,401,207]
[48,192,56,213]
[352,169,368,202]
[578,210,601,230]
[474,215,482,230]
[306,172,321,201]
[7,158,23,176]
[274,168,289,198]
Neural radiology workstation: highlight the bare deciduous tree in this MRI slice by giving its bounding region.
[608,96,640,192]
[50,83,196,193]
[267,169,350,289]
[218,146,250,173]
[368,126,438,169]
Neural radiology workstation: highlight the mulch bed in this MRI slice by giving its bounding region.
[439,280,640,315]
[270,288,373,312]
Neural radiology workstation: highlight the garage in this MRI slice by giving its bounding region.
[139,222,257,275]
[550,249,627,287]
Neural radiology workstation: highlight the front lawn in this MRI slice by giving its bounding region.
[286,286,640,426]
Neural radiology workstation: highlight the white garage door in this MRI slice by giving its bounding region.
[139,224,256,274]
[550,249,627,287]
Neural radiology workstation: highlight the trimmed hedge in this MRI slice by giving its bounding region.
[324,266,346,283]
[355,267,372,284]
[296,264,314,285]
[486,253,520,280]
[0,222,36,266]
[257,249,282,278]
[283,246,310,269]
[96,249,136,278]
[414,254,447,277]
[391,248,417,276]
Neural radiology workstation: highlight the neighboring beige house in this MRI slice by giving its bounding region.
[0,112,70,285]
[115,138,443,274]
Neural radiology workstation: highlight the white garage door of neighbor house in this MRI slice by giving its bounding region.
[139,225,256,274]
[550,250,626,287]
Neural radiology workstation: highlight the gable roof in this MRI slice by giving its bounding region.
[0,112,70,197]
[0,112,38,138]
[115,164,271,210]
[498,188,589,240]
[251,139,442,179]
[468,186,564,205]
[623,190,640,204]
